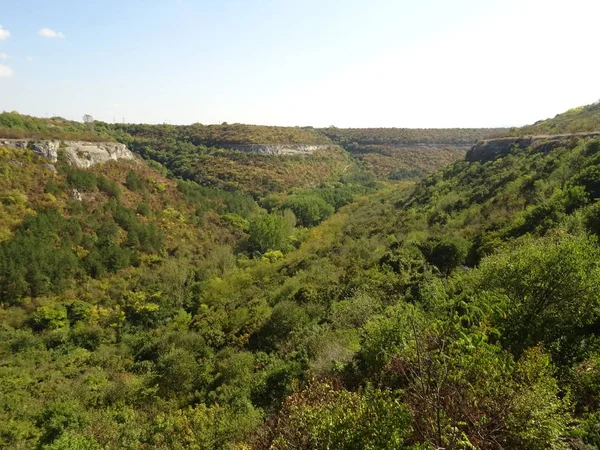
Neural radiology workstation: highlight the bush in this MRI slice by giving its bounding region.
[67,169,97,191]
[126,170,144,191]
[96,175,121,198]
[255,382,413,450]
[136,203,151,217]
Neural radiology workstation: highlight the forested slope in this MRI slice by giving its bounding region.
[0,141,375,449]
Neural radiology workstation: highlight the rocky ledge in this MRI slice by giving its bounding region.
[466,132,600,163]
[223,143,330,155]
[0,139,135,168]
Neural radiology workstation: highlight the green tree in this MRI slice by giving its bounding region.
[281,194,334,227]
[477,233,600,362]
[419,236,469,276]
[255,382,413,450]
[248,214,292,254]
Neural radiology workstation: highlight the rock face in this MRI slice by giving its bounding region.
[466,133,600,163]
[0,139,135,168]
[60,141,135,168]
[224,143,330,155]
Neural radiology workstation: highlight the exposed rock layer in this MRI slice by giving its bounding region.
[0,139,135,168]
[223,143,330,155]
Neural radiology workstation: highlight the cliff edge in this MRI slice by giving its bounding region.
[0,139,135,168]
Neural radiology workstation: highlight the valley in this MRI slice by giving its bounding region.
[1,104,600,449]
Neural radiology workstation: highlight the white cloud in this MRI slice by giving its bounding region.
[38,27,65,38]
[0,25,10,40]
[0,53,7,60]
[0,65,14,78]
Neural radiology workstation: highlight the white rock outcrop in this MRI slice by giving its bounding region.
[0,139,135,168]
[224,143,329,155]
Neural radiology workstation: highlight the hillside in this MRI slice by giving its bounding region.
[3,105,600,449]
[319,127,507,179]
[508,101,600,136]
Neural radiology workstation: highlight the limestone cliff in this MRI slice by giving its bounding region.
[0,139,135,168]
[222,143,330,155]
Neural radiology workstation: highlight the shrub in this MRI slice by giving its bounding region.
[67,169,97,191]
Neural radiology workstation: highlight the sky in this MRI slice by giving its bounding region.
[0,0,598,128]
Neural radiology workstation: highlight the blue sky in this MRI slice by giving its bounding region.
[0,0,599,127]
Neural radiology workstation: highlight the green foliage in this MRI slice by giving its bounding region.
[0,111,110,141]
[256,382,414,450]
[44,433,102,450]
[419,236,470,275]
[125,170,144,192]
[31,304,69,331]
[253,301,309,351]
[0,209,82,301]
[573,164,600,199]
[66,168,97,191]
[136,202,151,217]
[221,213,249,231]
[247,214,293,254]
[477,233,600,362]
[281,194,334,227]
[96,175,121,198]
[355,305,569,449]
[177,179,257,217]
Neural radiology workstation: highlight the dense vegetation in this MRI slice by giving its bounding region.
[508,101,600,136]
[3,104,600,449]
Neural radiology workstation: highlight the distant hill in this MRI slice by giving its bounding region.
[115,122,330,146]
[318,127,507,179]
[0,112,330,145]
[1,112,508,192]
[508,101,600,136]
[0,112,354,195]
[318,127,506,146]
